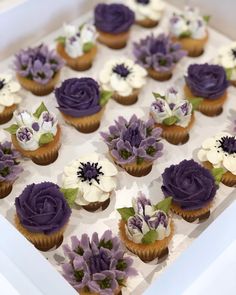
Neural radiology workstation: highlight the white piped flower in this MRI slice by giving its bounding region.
[214,42,236,77]
[127,0,165,21]
[14,110,33,126]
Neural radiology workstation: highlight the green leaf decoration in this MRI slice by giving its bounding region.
[55,36,66,44]
[33,102,48,119]
[60,188,78,207]
[162,116,179,126]
[4,124,19,135]
[79,23,85,31]
[203,15,211,23]
[179,30,192,38]
[99,90,113,107]
[83,42,94,53]
[117,207,135,221]
[141,230,158,244]
[211,168,225,185]
[154,197,172,214]
[38,132,54,146]
[153,92,165,100]
[225,68,233,80]
[189,97,203,111]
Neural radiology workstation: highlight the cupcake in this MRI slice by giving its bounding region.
[198,133,236,187]
[56,23,97,71]
[15,182,71,251]
[214,42,236,86]
[101,114,163,177]
[99,57,147,105]
[169,6,209,57]
[55,77,112,133]
[13,44,64,96]
[133,33,186,81]
[62,230,137,294]
[161,159,218,223]
[150,87,196,145]
[61,153,118,212]
[94,3,135,49]
[5,102,61,165]
[0,141,22,199]
[127,0,165,28]
[0,74,21,124]
[118,192,173,262]
[184,63,228,116]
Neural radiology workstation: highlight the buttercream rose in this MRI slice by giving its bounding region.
[15,182,71,234]
[161,159,217,210]
[185,63,228,99]
[94,3,135,34]
[55,77,101,117]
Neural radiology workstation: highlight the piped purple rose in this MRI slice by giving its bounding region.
[15,182,71,234]
[161,159,217,211]
[185,63,228,99]
[95,3,135,34]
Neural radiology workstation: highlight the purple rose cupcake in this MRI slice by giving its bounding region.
[184,63,228,116]
[161,159,218,223]
[15,182,71,251]
[94,3,135,49]
[55,77,112,133]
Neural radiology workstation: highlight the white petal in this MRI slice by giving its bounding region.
[8,81,21,92]
[95,176,117,192]
[80,181,105,203]
[202,137,216,149]
[0,94,14,106]
[63,165,77,176]
[110,75,132,96]
[98,159,118,176]
[0,74,11,83]
[223,155,236,174]
[214,132,231,141]
[62,175,78,188]
[197,149,208,162]
[127,74,146,89]
[99,68,113,84]
[206,150,223,165]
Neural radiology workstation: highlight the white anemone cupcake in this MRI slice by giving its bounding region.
[99,57,147,105]
[62,153,118,212]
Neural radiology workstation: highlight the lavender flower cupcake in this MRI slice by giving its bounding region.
[14,44,64,96]
[133,33,186,81]
[0,141,22,198]
[101,114,163,177]
[118,192,173,262]
[5,102,61,165]
[55,77,112,133]
[94,3,135,49]
[62,230,137,294]
[184,63,228,116]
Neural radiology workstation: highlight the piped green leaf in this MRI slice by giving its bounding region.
[163,116,179,126]
[153,92,165,100]
[154,197,172,214]
[38,132,54,146]
[189,97,203,111]
[83,42,94,53]
[141,230,158,244]
[203,15,211,23]
[225,68,233,80]
[100,90,113,106]
[33,102,48,119]
[117,207,135,221]
[211,168,225,185]
[4,124,19,135]
[55,36,66,44]
[60,188,78,207]
[179,30,192,38]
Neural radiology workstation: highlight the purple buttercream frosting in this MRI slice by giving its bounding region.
[55,77,101,118]
[185,63,228,99]
[94,3,135,34]
[15,182,71,235]
[161,160,217,211]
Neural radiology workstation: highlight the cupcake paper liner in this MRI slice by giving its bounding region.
[119,220,174,262]
[136,19,159,28]
[97,30,130,49]
[61,108,105,133]
[113,89,139,106]
[147,68,173,81]
[15,215,66,251]
[16,72,60,96]
[11,125,61,166]
[0,181,13,199]
[82,197,111,212]
[184,84,227,117]
[57,43,97,71]
[230,80,236,87]
[0,104,17,124]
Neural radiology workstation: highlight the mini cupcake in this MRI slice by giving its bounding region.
[127,0,165,28]
[133,33,186,81]
[14,44,64,96]
[56,23,97,71]
[214,42,236,86]
[55,77,112,133]
[0,74,21,124]
[99,57,147,105]
[62,230,137,294]
[0,141,22,199]
[150,87,197,145]
[118,192,173,262]
[15,182,71,251]
[101,114,163,177]
[94,3,135,49]
[61,153,118,212]
[169,6,209,57]
[198,133,236,187]
[161,159,218,223]
[184,63,228,116]
[5,102,61,165]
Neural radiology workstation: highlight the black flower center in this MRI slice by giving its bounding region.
[231,49,236,60]
[0,79,6,90]
[136,0,150,4]
[112,63,131,78]
[74,270,84,282]
[218,136,236,154]
[77,162,104,185]
[123,127,143,147]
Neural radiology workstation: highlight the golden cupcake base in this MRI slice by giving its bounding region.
[0,104,17,124]
[78,287,122,295]
[136,19,159,28]
[82,198,110,212]
[0,181,13,199]
[97,30,129,49]
[113,89,139,105]
[147,68,172,81]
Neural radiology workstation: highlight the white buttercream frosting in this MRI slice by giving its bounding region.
[127,0,165,21]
